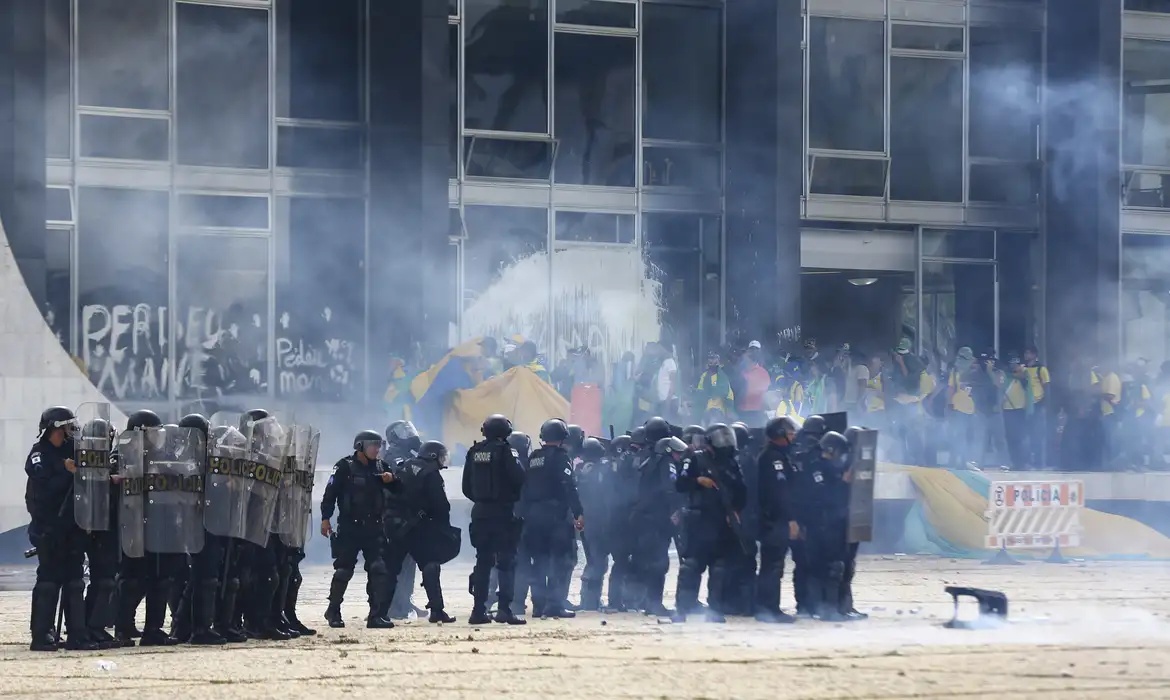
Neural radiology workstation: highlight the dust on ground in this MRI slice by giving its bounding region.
[0,556,1168,699]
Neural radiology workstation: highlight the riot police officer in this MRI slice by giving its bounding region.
[385,420,423,461]
[839,427,868,621]
[643,417,671,445]
[384,420,424,619]
[27,406,95,651]
[378,441,458,624]
[789,414,827,616]
[75,412,120,649]
[628,432,682,617]
[604,433,639,611]
[462,414,527,625]
[565,424,586,458]
[576,437,615,612]
[754,416,799,623]
[521,419,584,619]
[320,430,397,629]
[672,426,746,623]
[492,431,532,617]
[805,431,852,621]
[723,422,757,616]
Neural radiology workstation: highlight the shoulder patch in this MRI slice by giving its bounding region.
[564,467,572,476]
[331,465,339,475]
[511,449,520,459]
[773,460,784,471]
[30,452,42,465]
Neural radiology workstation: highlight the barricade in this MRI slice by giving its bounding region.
[984,479,1085,563]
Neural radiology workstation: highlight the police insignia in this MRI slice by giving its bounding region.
[773,460,784,471]
[564,467,572,476]
[31,453,42,465]
[813,471,824,484]
[510,449,520,459]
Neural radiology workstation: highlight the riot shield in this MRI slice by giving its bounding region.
[241,417,286,546]
[204,424,250,540]
[278,424,319,549]
[143,426,206,555]
[74,402,113,532]
[116,430,145,558]
[847,429,878,543]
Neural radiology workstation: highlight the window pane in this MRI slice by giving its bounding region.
[46,0,71,159]
[464,0,549,133]
[643,146,720,190]
[1125,170,1170,208]
[179,194,270,229]
[555,211,635,243]
[808,17,884,152]
[450,21,459,177]
[177,3,270,168]
[279,0,361,121]
[970,27,1040,160]
[278,197,365,400]
[891,24,963,52]
[77,188,170,401]
[553,32,635,186]
[78,0,169,110]
[450,0,458,16]
[1127,0,1170,10]
[277,125,363,169]
[465,136,554,179]
[175,235,269,399]
[922,229,995,259]
[47,187,72,223]
[890,57,963,202]
[809,156,887,197]
[45,227,72,351]
[556,0,636,28]
[462,205,549,344]
[969,162,1039,205]
[1124,39,1170,168]
[79,115,170,161]
[643,3,720,142]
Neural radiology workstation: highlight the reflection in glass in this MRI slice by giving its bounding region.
[464,0,549,133]
[179,194,270,230]
[890,57,963,202]
[177,3,270,168]
[45,227,73,352]
[77,0,169,110]
[1125,170,1170,208]
[465,136,554,179]
[450,21,460,177]
[643,146,720,190]
[45,0,71,159]
[554,32,635,186]
[279,0,362,121]
[921,261,996,364]
[79,115,169,161]
[969,162,1039,205]
[556,0,636,28]
[1127,0,1170,11]
[808,156,887,197]
[891,24,963,52]
[808,18,884,152]
[1124,39,1170,168]
[921,229,995,259]
[970,27,1040,161]
[46,188,73,224]
[555,212,634,244]
[642,3,720,143]
[1122,235,1170,369]
[278,197,366,399]
[277,125,363,170]
[77,188,170,402]
[176,235,270,399]
[462,206,549,345]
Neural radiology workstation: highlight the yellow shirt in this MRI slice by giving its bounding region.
[1091,370,1122,416]
[1136,384,1152,418]
[895,371,934,409]
[1003,375,1028,410]
[949,371,975,415]
[865,374,884,412]
[1025,365,1049,403]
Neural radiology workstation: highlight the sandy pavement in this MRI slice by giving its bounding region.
[0,556,1168,699]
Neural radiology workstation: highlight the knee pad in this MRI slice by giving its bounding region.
[366,560,387,578]
[289,570,303,587]
[334,568,355,583]
[828,561,846,580]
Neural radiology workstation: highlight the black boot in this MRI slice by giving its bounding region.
[62,580,98,651]
[248,571,290,640]
[469,606,493,625]
[189,580,226,645]
[421,564,455,623]
[325,569,352,628]
[214,578,247,643]
[704,565,728,623]
[366,614,395,629]
[643,573,671,617]
[492,607,527,625]
[270,568,298,638]
[171,583,193,643]
[30,582,61,652]
[139,579,179,647]
[113,578,142,647]
[85,578,118,649]
[284,574,316,636]
[579,578,603,612]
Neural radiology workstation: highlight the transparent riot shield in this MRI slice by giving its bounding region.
[241,416,285,546]
[204,424,250,540]
[278,425,319,549]
[847,429,879,544]
[116,430,145,558]
[143,426,206,555]
[74,402,113,532]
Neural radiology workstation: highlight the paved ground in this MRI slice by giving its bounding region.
[0,557,1168,699]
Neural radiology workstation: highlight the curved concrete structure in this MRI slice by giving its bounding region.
[0,217,124,532]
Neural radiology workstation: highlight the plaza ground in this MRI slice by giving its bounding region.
[0,557,1167,699]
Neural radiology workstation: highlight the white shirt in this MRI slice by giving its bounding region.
[657,357,678,402]
[844,363,870,405]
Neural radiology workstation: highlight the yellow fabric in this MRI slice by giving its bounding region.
[789,382,805,410]
[894,371,932,407]
[904,466,1170,558]
[1003,375,1027,411]
[1092,370,1122,416]
[865,374,884,412]
[697,372,734,412]
[1137,384,1152,418]
[949,371,975,415]
[1026,365,1049,403]
[410,338,484,401]
[442,366,570,449]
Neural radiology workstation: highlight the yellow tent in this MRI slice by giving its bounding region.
[444,366,570,449]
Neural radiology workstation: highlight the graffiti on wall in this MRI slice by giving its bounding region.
[275,307,357,400]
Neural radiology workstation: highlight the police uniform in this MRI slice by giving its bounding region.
[383,425,423,620]
[576,453,616,611]
[462,435,526,624]
[520,444,582,618]
[803,436,851,621]
[788,423,825,615]
[627,445,677,616]
[755,440,796,622]
[605,441,642,611]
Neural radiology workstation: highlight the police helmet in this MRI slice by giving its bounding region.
[801,415,827,437]
[580,437,605,462]
[386,420,421,445]
[609,434,632,456]
[566,424,586,452]
[654,436,688,455]
[730,422,751,451]
[765,416,799,442]
[819,431,851,471]
[506,431,531,457]
[80,417,110,440]
[539,418,570,443]
[682,424,705,446]
[353,429,384,453]
[240,408,270,432]
[481,414,513,440]
[629,426,647,446]
[643,416,671,443]
[126,409,162,431]
[39,406,77,437]
[706,423,738,452]
[843,426,861,445]
[178,413,210,436]
[418,440,449,467]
